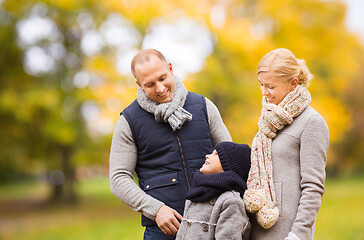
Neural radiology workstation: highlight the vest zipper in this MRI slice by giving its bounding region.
[175,134,191,190]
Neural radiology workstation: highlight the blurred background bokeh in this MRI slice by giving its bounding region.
[1,0,364,239]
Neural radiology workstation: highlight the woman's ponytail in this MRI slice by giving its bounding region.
[297,59,313,87]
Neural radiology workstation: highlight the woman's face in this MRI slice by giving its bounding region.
[258,72,297,105]
[200,150,224,175]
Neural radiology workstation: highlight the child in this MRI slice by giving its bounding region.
[176,141,251,240]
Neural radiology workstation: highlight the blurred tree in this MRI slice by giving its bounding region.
[0,0,117,203]
[0,0,364,209]
[184,0,364,176]
[0,4,30,182]
[333,61,364,175]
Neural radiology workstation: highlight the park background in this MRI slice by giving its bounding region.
[1,0,364,239]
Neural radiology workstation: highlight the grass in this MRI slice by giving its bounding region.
[1,175,364,240]
[0,177,144,240]
[315,175,364,240]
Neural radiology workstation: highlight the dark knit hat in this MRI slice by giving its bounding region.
[214,141,251,181]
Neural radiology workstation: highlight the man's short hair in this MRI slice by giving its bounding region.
[131,49,168,80]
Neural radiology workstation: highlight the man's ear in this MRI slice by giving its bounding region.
[135,79,141,87]
[136,80,141,87]
[168,63,173,75]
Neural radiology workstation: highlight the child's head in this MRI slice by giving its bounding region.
[200,141,251,181]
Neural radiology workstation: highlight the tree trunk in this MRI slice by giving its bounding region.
[49,145,77,204]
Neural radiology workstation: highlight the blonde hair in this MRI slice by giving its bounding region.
[257,48,313,87]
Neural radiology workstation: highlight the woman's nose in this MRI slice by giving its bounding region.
[260,86,265,94]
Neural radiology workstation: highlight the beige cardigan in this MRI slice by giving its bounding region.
[250,106,329,240]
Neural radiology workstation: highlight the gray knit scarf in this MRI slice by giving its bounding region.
[136,76,192,131]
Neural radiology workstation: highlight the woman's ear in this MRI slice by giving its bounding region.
[291,78,299,90]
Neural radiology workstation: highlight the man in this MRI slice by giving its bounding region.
[109,49,231,240]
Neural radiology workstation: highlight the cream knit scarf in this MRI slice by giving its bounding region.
[137,76,192,131]
[243,85,311,229]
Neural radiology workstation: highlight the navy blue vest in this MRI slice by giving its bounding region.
[122,92,213,226]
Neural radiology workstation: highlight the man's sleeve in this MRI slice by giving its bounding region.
[109,115,164,220]
[205,97,232,145]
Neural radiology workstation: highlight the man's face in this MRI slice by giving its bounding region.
[135,55,175,103]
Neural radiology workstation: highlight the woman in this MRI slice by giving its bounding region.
[243,48,329,240]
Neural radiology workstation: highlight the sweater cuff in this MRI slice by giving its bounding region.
[142,198,165,221]
[285,232,300,240]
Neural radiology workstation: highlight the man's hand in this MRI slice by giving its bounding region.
[155,205,183,235]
